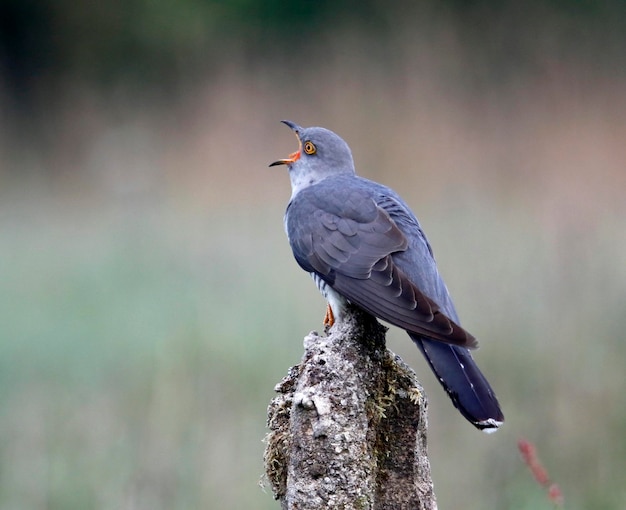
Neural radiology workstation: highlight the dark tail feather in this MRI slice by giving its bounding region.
[410,334,504,432]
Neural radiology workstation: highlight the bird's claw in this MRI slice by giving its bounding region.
[323,304,335,328]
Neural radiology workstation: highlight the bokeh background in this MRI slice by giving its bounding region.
[1,1,625,509]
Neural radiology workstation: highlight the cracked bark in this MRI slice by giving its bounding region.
[264,306,437,510]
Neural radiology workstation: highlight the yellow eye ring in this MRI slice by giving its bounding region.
[303,141,316,155]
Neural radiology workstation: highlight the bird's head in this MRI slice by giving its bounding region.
[270,120,355,196]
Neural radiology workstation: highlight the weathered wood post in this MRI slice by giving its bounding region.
[264,306,437,509]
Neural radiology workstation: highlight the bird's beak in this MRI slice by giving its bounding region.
[269,120,303,167]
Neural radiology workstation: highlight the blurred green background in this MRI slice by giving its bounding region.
[1,1,625,509]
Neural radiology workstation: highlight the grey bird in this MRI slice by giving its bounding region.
[270,120,504,432]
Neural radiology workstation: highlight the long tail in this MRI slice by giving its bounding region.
[409,334,504,432]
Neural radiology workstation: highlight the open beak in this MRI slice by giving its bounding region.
[269,120,303,167]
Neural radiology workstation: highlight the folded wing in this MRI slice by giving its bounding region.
[286,185,477,349]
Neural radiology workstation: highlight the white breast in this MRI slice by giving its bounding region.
[311,273,348,323]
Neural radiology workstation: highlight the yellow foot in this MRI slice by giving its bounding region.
[323,304,335,328]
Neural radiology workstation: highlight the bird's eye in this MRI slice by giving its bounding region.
[303,141,316,155]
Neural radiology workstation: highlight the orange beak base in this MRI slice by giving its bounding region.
[269,149,300,167]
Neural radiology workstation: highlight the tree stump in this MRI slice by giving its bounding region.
[264,306,437,509]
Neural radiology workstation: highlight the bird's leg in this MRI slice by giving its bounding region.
[323,303,335,328]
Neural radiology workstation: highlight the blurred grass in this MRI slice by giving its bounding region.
[0,196,308,509]
[1,27,626,509]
